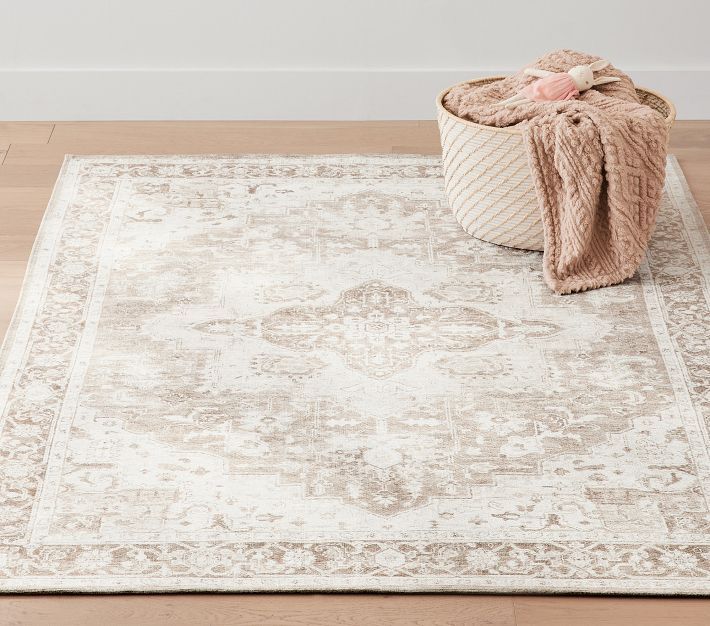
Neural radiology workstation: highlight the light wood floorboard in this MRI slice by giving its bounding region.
[513,596,710,626]
[0,122,54,146]
[0,120,708,626]
[1,594,518,626]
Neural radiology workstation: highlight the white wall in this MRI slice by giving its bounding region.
[0,0,707,119]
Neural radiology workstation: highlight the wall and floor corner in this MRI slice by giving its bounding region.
[0,0,707,121]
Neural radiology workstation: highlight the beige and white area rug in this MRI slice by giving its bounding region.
[0,155,708,594]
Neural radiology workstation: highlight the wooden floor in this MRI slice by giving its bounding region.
[0,121,708,626]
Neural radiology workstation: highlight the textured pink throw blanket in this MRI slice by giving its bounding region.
[444,50,669,294]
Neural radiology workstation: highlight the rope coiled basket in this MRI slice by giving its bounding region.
[436,77,676,251]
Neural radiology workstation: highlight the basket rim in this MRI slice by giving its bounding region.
[436,76,677,133]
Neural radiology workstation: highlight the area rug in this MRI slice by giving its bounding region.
[0,155,708,594]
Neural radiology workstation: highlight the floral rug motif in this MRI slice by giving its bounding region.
[0,155,708,593]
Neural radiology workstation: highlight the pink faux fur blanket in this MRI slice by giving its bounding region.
[444,50,669,294]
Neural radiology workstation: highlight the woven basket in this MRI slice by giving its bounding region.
[436,77,676,251]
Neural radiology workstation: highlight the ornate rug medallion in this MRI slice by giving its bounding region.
[0,155,707,593]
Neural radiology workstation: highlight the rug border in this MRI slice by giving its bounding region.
[0,155,78,419]
[666,155,710,282]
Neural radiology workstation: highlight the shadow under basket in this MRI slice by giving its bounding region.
[436,77,676,252]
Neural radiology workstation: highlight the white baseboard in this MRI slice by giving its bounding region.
[0,69,706,120]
